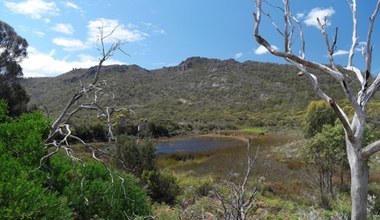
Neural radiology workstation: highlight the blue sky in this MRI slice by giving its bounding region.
[0,0,379,77]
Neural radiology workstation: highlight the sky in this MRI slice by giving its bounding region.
[0,0,379,78]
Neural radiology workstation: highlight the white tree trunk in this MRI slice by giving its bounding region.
[253,0,380,218]
[347,139,369,219]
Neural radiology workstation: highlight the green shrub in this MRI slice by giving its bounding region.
[0,107,72,219]
[50,156,151,219]
[152,203,180,220]
[0,159,72,220]
[73,122,108,142]
[195,179,214,197]
[0,99,10,123]
[0,111,49,167]
[141,170,181,205]
[303,100,336,138]
[114,135,156,177]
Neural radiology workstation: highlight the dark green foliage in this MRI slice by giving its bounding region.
[113,135,181,205]
[0,102,151,219]
[141,170,181,205]
[137,119,180,138]
[0,99,10,123]
[49,156,151,219]
[0,109,49,167]
[73,122,108,142]
[113,135,157,177]
[0,103,73,219]
[0,159,73,219]
[0,81,30,116]
[0,21,28,79]
[0,21,30,117]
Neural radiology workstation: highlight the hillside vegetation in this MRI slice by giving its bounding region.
[16,57,380,218]
[22,57,364,134]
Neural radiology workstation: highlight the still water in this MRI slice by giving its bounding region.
[156,136,246,154]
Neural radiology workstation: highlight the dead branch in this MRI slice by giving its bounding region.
[214,138,258,220]
[33,25,132,199]
[317,17,338,70]
[254,0,364,137]
[254,0,380,218]
[44,24,123,161]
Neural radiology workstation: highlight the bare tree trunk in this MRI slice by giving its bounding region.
[348,140,369,219]
[329,171,334,200]
[253,0,380,218]
[340,162,345,190]
[319,171,327,208]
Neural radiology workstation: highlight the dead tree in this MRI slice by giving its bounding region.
[253,0,380,219]
[214,138,258,220]
[40,24,127,183]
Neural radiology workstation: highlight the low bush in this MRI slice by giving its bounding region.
[0,105,73,219]
[50,155,152,219]
[141,170,181,205]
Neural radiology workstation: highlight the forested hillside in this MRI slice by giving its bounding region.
[21,57,363,133]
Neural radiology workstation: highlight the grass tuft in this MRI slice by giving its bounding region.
[241,127,270,134]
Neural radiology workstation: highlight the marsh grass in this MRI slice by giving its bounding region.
[241,127,270,134]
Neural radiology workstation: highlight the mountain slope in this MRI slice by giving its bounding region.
[21,57,354,130]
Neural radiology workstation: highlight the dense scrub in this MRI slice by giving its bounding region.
[0,100,151,219]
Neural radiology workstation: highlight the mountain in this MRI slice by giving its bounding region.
[21,57,357,131]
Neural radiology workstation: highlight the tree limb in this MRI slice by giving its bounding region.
[345,0,359,68]
[289,60,354,141]
[362,140,380,159]
[254,1,344,82]
[317,17,338,71]
[361,0,380,104]
[254,0,364,140]
[365,0,380,75]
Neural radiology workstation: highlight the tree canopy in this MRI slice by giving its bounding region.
[0,21,28,79]
[0,21,29,116]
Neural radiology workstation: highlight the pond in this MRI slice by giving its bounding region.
[156,135,247,154]
[156,134,304,182]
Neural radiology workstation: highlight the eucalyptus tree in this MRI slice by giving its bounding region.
[0,20,29,116]
[253,0,380,219]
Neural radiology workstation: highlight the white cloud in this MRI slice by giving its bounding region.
[357,41,367,52]
[143,22,166,35]
[4,0,59,19]
[304,7,335,28]
[296,13,305,19]
[65,1,80,10]
[51,23,74,35]
[87,18,148,44]
[333,50,349,57]
[34,31,45,38]
[234,52,243,59]
[64,1,84,15]
[48,18,149,54]
[21,47,125,77]
[50,19,148,51]
[254,45,278,55]
[52,37,87,51]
